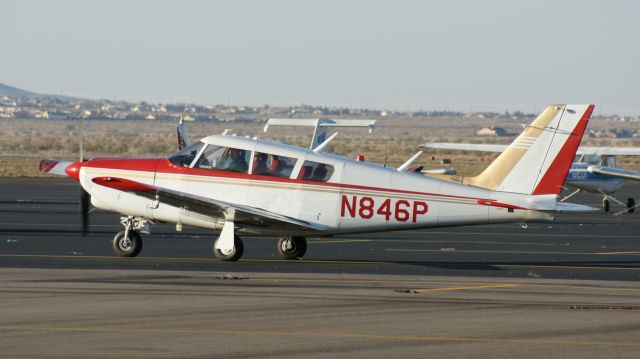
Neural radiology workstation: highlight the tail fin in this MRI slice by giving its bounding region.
[465,104,594,195]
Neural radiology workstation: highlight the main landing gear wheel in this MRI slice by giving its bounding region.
[603,198,610,212]
[277,236,307,259]
[112,230,143,257]
[213,235,244,262]
[627,198,636,213]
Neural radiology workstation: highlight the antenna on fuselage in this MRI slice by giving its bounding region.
[397,151,423,172]
[312,132,339,153]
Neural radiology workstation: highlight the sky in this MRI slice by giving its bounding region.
[3,0,639,115]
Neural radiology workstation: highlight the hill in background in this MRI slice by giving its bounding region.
[0,83,37,98]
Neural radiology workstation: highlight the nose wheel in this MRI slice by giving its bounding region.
[112,230,143,257]
[112,216,150,257]
[277,236,307,259]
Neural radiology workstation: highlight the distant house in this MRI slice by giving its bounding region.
[477,126,508,136]
[48,111,70,120]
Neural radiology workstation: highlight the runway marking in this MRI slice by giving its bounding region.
[2,253,640,273]
[0,253,390,266]
[1,324,639,348]
[309,239,372,244]
[386,248,640,256]
[597,251,640,255]
[315,239,571,247]
[407,231,640,239]
[497,264,640,271]
[408,284,521,293]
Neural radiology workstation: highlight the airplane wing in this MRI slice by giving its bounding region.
[421,144,640,156]
[577,147,640,156]
[587,165,640,181]
[420,143,508,152]
[91,176,333,232]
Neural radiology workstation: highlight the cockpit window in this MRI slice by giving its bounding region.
[297,161,334,182]
[193,145,250,174]
[251,152,298,178]
[169,141,205,167]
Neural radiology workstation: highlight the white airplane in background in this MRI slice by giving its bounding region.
[422,134,640,213]
[40,104,595,261]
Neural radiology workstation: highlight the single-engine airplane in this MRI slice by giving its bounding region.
[421,131,640,213]
[40,104,596,261]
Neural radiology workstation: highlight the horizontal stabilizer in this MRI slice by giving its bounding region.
[549,202,599,213]
[587,165,640,181]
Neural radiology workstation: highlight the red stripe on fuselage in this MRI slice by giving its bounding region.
[84,158,526,207]
[476,199,525,210]
[84,157,161,172]
[532,105,594,195]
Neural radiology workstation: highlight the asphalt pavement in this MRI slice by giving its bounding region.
[1,177,640,358]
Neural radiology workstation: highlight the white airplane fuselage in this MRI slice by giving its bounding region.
[81,137,552,237]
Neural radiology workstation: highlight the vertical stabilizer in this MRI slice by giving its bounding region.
[466,104,594,195]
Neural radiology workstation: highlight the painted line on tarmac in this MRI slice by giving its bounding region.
[408,283,521,293]
[596,251,640,255]
[315,239,572,247]
[1,324,639,348]
[407,231,640,239]
[0,253,389,266]
[497,264,640,271]
[308,239,372,244]
[385,248,640,256]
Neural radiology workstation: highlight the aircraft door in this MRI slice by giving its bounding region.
[295,157,342,229]
[247,150,301,221]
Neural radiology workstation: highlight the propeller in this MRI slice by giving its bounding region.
[80,186,90,235]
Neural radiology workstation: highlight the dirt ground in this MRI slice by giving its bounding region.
[3,116,640,177]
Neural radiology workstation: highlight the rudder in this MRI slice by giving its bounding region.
[466,104,594,195]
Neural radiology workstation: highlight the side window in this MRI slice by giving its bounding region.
[251,152,298,178]
[297,161,334,182]
[169,141,205,167]
[194,145,250,174]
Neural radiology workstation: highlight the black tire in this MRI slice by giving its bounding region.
[213,235,244,261]
[277,236,307,259]
[112,230,143,257]
[603,198,610,212]
[627,198,635,214]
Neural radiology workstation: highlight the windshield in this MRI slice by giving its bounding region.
[169,141,205,167]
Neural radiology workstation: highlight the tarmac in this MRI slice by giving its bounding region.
[1,177,640,358]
